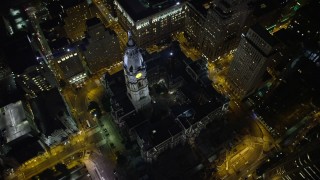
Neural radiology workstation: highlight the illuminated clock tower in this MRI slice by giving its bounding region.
[123,31,151,110]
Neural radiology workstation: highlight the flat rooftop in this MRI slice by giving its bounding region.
[0,101,32,143]
[116,0,184,21]
[251,24,278,46]
[58,54,85,79]
[30,88,69,136]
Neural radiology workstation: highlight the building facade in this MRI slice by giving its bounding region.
[199,0,251,61]
[30,88,79,146]
[83,17,122,74]
[1,7,30,35]
[16,64,57,98]
[124,32,151,110]
[184,1,208,49]
[114,0,186,47]
[63,0,93,42]
[228,24,278,98]
[50,47,88,87]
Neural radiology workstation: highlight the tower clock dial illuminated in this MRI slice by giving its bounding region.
[123,31,151,110]
[135,72,142,79]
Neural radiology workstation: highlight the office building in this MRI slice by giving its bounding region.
[184,0,210,48]
[63,0,94,42]
[16,64,57,98]
[252,28,320,137]
[1,6,30,35]
[114,0,186,47]
[228,24,278,98]
[199,0,250,60]
[56,50,87,87]
[30,88,78,146]
[0,37,45,163]
[1,32,58,97]
[247,2,320,107]
[83,17,122,74]
[0,100,45,164]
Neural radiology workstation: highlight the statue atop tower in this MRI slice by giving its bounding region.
[123,31,151,111]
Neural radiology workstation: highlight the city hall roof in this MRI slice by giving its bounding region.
[105,43,226,151]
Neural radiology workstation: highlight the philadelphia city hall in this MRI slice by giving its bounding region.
[103,31,227,162]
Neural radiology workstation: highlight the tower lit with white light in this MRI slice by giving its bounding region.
[123,31,151,111]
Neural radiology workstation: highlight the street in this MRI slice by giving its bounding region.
[214,113,276,180]
[7,128,101,180]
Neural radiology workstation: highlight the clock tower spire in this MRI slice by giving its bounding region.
[123,31,151,110]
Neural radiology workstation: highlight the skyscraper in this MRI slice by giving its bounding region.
[199,0,250,60]
[123,31,151,110]
[184,0,208,49]
[228,24,278,98]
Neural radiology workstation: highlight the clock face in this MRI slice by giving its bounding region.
[135,72,142,79]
